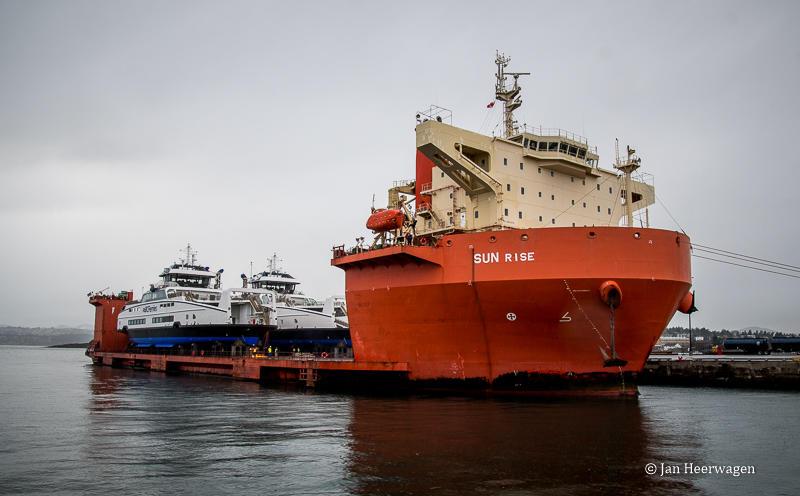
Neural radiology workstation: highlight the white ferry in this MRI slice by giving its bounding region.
[118,244,277,347]
[249,253,348,329]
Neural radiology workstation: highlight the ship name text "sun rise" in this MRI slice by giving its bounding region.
[473,251,536,264]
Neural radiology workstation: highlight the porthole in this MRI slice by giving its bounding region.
[521,234,528,241]
[634,232,641,239]
[588,231,597,238]
[489,236,497,243]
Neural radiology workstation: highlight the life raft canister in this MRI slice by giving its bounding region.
[599,280,622,308]
[677,290,698,314]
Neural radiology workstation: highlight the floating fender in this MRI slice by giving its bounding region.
[366,209,405,231]
[599,280,622,308]
[677,290,698,314]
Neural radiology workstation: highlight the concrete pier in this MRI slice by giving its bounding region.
[642,355,800,389]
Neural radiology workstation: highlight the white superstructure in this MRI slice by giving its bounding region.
[250,253,348,329]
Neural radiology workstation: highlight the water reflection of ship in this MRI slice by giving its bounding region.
[345,397,696,495]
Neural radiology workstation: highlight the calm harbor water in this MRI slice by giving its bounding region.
[0,346,797,495]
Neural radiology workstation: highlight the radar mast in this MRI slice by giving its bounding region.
[494,52,530,138]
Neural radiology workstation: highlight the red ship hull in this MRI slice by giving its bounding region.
[332,226,692,394]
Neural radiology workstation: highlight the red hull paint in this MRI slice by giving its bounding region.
[89,293,133,353]
[333,227,691,392]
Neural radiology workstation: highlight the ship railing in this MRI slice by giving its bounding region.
[393,179,414,188]
[522,125,598,153]
[419,182,433,194]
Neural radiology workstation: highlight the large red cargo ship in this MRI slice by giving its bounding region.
[330,53,694,394]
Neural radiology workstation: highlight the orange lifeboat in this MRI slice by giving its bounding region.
[366,209,405,232]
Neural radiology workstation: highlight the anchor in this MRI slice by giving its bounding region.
[601,283,627,367]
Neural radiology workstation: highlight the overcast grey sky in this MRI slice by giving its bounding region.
[1,0,798,332]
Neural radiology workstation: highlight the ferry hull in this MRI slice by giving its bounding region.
[333,227,692,394]
[124,324,272,347]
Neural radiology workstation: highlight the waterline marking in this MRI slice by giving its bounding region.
[645,462,756,477]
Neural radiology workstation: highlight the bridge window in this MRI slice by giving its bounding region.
[577,149,586,159]
[523,138,529,147]
[530,140,537,149]
[559,143,568,153]
[548,142,558,152]
[539,142,547,151]
[568,145,578,157]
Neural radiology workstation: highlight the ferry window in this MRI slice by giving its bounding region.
[577,149,586,159]
[152,316,174,323]
[568,146,578,157]
[524,138,529,147]
[474,210,479,219]
[559,143,568,153]
[521,187,525,195]
[539,142,547,151]
[504,208,509,216]
[548,142,558,152]
[530,140,537,149]
[519,211,523,219]
[504,158,507,165]
[506,183,511,192]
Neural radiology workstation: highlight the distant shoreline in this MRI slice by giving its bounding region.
[47,343,90,349]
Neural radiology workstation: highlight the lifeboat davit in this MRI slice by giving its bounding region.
[366,209,404,232]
